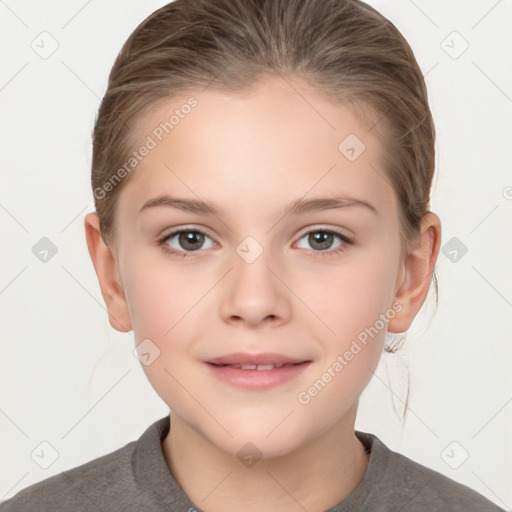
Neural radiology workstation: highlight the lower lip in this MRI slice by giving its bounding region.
[205,362,310,391]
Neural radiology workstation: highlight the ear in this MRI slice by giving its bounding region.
[84,212,132,333]
[388,212,442,333]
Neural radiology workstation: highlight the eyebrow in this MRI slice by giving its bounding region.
[139,194,378,217]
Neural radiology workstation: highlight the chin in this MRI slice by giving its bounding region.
[223,415,313,459]
[221,433,305,464]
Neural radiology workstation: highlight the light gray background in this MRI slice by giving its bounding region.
[0,0,511,508]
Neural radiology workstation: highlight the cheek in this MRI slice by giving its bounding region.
[307,248,398,342]
[126,279,173,340]
[122,255,202,410]
[301,246,399,404]
[296,256,397,415]
[123,251,205,340]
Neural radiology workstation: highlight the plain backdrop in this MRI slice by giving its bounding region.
[0,0,511,508]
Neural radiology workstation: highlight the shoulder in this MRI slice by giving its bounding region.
[387,448,503,511]
[356,431,506,512]
[0,416,172,511]
[0,415,200,512]
[0,432,147,512]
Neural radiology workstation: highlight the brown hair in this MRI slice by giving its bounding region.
[91,0,438,368]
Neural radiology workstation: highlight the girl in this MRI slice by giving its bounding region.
[0,0,506,510]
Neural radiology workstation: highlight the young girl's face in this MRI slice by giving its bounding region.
[105,77,411,457]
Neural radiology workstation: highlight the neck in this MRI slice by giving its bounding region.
[162,404,370,512]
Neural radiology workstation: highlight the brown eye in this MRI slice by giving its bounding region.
[296,228,353,258]
[176,231,205,251]
[308,231,335,251]
[158,228,216,255]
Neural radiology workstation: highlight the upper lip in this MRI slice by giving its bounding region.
[206,352,309,366]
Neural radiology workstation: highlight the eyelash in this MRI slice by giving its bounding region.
[157,226,354,259]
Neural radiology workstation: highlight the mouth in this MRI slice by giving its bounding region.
[208,362,302,370]
[206,352,309,367]
[204,352,311,390]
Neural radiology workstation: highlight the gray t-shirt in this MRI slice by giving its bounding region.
[0,415,505,511]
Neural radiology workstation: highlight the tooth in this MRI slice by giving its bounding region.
[256,365,275,370]
[240,364,257,370]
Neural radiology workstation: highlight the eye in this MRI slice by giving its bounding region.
[296,227,353,257]
[157,226,353,259]
[158,227,216,257]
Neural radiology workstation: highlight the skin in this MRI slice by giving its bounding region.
[84,76,441,512]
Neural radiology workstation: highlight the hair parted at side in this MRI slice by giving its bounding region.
[91,0,438,361]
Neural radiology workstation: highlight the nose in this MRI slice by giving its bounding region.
[218,247,291,328]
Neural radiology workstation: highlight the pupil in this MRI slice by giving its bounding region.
[310,231,332,250]
[180,231,203,251]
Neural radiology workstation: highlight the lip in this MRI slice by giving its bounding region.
[206,352,307,366]
[204,352,311,391]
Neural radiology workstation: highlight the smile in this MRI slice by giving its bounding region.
[204,353,311,390]
[210,363,300,370]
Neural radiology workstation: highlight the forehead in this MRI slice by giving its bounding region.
[117,76,396,221]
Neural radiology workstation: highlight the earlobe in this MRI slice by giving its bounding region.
[84,212,132,333]
[388,212,442,334]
